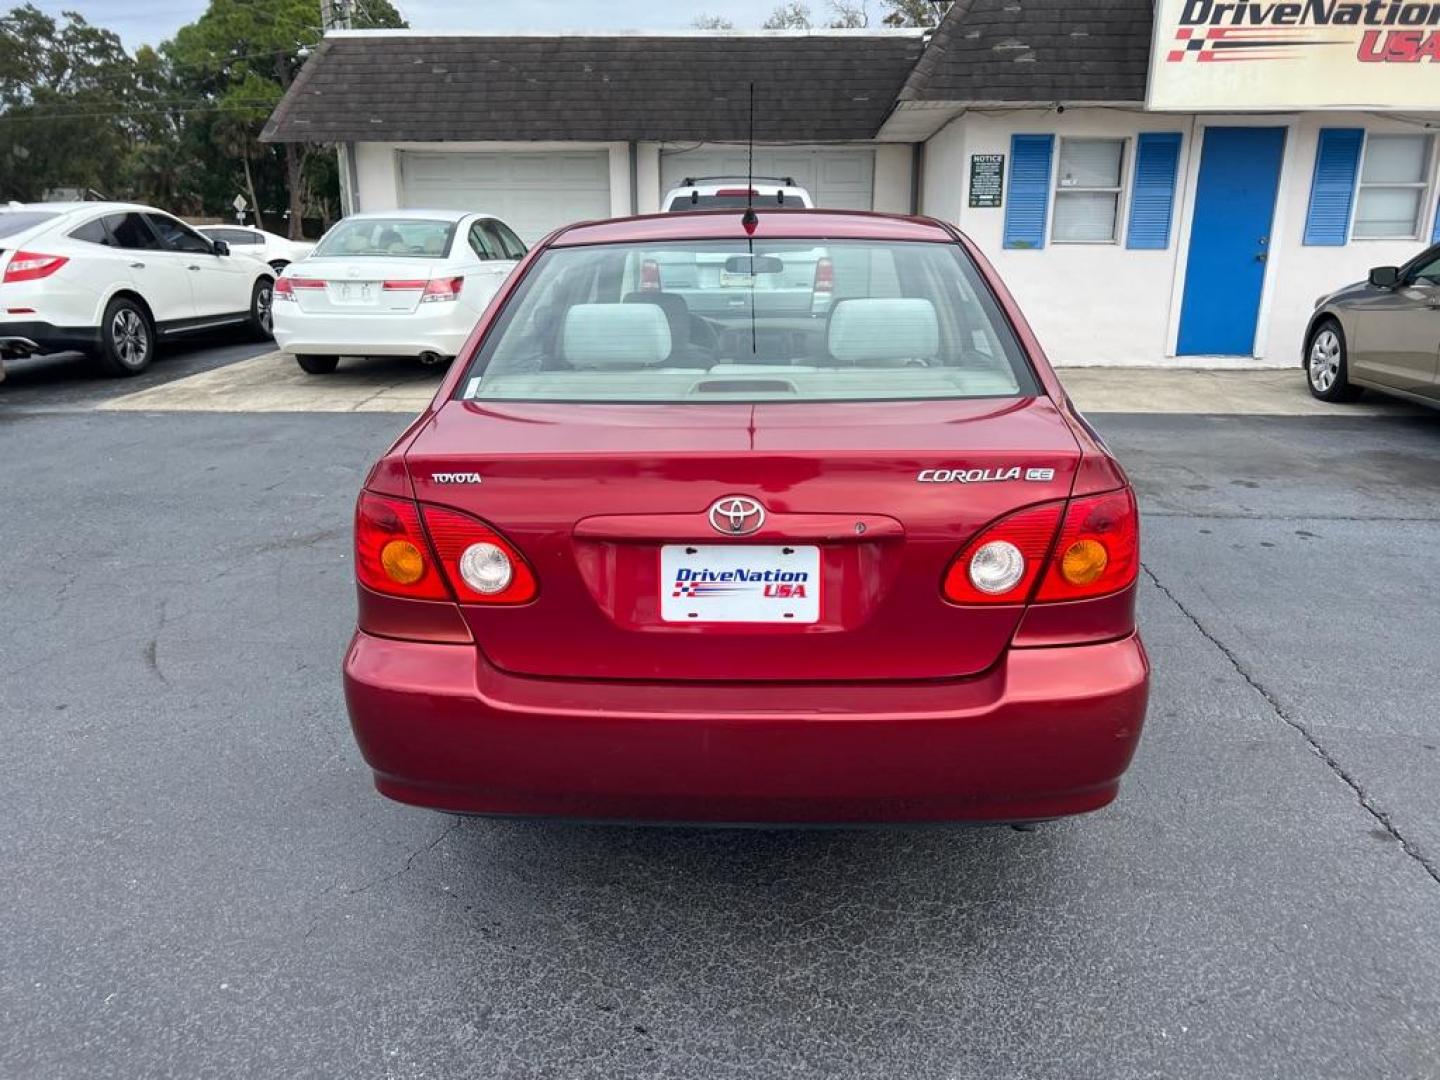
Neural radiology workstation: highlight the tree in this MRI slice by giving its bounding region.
[165,0,404,238]
[880,0,953,26]
[692,14,735,28]
[0,5,148,201]
[763,2,812,29]
[756,1,879,30]
[829,0,870,26]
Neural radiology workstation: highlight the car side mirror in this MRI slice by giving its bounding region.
[212,239,230,256]
[1368,265,1399,288]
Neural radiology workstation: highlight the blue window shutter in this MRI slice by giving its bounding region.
[1303,128,1363,246]
[1126,133,1183,250]
[1003,135,1053,250]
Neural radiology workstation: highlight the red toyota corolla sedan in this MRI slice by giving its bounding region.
[343,209,1149,825]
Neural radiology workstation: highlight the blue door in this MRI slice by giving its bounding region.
[1177,127,1286,356]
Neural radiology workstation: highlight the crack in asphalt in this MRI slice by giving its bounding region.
[347,816,464,896]
[143,599,171,688]
[1142,563,1440,888]
[301,817,465,940]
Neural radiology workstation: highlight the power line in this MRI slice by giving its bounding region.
[0,101,281,124]
[0,44,320,96]
[4,94,279,113]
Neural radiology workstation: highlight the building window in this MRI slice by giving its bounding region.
[1353,134,1433,239]
[1052,138,1126,244]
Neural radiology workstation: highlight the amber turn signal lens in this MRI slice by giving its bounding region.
[1060,538,1108,585]
[380,539,425,585]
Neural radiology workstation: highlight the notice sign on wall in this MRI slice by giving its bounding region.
[969,154,1004,208]
[1148,0,1440,111]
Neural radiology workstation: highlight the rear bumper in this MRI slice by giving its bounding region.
[343,631,1150,824]
[0,320,100,356]
[272,305,471,358]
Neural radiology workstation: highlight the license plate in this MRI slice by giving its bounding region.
[720,271,754,288]
[661,544,820,624]
[335,282,375,303]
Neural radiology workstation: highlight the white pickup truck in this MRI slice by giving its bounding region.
[656,176,830,319]
[661,176,814,213]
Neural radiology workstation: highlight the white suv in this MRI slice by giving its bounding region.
[0,202,275,377]
[660,176,814,212]
[196,225,315,272]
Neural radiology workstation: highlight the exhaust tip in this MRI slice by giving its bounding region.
[418,351,449,367]
[0,336,41,359]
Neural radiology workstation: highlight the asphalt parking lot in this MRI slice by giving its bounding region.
[3,347,1439,1079]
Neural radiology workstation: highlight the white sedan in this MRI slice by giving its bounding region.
[272,210,527,374]
[196,225,314,272]
[0,201,274,377]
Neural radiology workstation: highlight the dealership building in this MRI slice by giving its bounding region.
[263,0,1440,367]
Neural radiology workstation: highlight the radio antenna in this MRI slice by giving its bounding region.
[742,82,757,230]
[744,81,758,355]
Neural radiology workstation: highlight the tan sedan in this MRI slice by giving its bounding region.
[1304,245,1440,407]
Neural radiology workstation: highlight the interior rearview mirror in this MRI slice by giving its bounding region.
[212,239,230,256]
[724,255,784,275]
[1368,265,1399,288]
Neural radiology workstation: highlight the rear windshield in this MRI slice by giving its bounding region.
[457,239,1037,403]
[314,218,455,258]
[0,211,59,239]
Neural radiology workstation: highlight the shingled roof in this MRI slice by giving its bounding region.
[899,0,1153,105]
[261,31,927,144]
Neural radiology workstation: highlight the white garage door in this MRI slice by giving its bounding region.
[398,150,611,245]
[659,149,874,210]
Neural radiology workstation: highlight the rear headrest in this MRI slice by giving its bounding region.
[828,298,940,364]
[623,291,689,347]
[561,303,672,368]
[623,291,688,319]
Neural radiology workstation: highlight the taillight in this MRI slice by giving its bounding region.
[813,256,834,295]
[382,279,426,292]
[1035,489,1139,602]
[639,259,661,292]
[279,277,326,295]
[716,188,757,196]
[420,276,463,303]
[943,502,1064,605]
[4,251,68,284]
[942,487,1139,605]
[419,505,537,604]
[355,492,448,600]
[355,492,538,603]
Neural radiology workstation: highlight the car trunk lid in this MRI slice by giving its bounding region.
[287,256,446,315]
[404,396,1081,681]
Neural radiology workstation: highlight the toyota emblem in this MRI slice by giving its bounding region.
[708,496,765,536]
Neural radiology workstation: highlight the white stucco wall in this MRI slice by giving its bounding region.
[354,142,402,210]
[872,144,914,214]
[923,108,1439,367]
[636,143,663,214]
[606,145,631,217]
